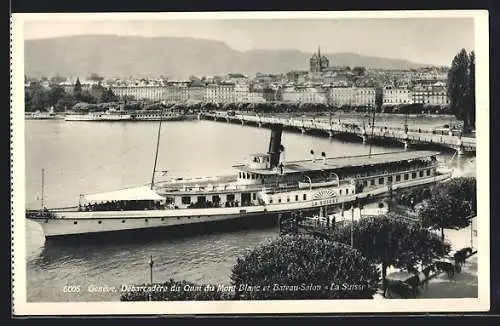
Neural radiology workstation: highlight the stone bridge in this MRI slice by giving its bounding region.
[199,112,476,155]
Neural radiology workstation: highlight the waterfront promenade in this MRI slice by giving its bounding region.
[200,112,476,155]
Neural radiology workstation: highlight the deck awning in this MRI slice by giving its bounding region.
[82,186,165,203]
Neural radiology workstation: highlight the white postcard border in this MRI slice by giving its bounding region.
[11,10,490,315]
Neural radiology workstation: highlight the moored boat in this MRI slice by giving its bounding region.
[132,110,184,121]
[26,123,452,240]
[65,109,134,121]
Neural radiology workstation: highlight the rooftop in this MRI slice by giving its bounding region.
[233,150,439,175]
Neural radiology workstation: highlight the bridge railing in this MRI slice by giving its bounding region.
[202,113,475,149]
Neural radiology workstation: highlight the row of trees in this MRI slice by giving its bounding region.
[25,78,119,112]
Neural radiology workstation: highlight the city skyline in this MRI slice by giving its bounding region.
[24,16,475,66]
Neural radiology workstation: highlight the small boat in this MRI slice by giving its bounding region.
[65,109,134,121]
[25,107,58,120]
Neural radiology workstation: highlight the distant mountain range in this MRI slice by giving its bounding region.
[24,35,431,79]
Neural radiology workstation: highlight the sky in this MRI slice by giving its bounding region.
[23,16,475,66]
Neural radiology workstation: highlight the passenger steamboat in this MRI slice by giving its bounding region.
[64,109,134,121]
[26,123,452,239]
[132,110,184,121]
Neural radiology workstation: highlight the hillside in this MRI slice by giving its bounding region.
[25,35,430,78]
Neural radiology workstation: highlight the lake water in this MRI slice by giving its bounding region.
[23,118,476,302]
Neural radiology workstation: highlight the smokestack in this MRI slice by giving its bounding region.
[279,144,286,165]
[268,124,283,169]
[310,149,315,163]
[322,152,327,165]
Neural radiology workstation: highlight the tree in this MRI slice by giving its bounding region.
[418,177,476,242]
[30,88,44,111]
[468,51,476,130]
[331,215,448,283]
[447,49,474,133]
[45,85,66,108]
[375,87,383,111]
[352,66,366,76]
[73,78,83,98]
[230,235,380,300]
[100,88,118,103]
[56,94,77,112]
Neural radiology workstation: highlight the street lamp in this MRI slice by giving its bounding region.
[350,197,357,247]
[148,255,154,301]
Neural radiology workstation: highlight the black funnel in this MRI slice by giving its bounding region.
[268,124,283,169]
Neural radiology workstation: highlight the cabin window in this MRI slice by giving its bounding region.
[339,189,342,195]
[426,169,431,176]
[212,195,220,203]
[227,194,235,202]
[396,175,401,182]
[404,174,409,180]
[411,172,417,179]
[379,177,384,184]
[370,179,375,186]
[287,197,290,202]
[363,180,368,187]
[238,172,242,178]
[278,198,282,203]
[197,196,206,204]
[252,193,256,200]
[419,170,424,177]
[303,194,307,200]
[269,199,273,204]
[247,173,250,179]
[346,189,349,194]
[388,176,393,183]
[74,221,78,225]
[295,195,299,201]
[182,196,191,205]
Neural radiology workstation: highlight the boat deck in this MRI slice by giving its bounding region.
[234,150,439,175]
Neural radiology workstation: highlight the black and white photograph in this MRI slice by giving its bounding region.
[11,11,490,315]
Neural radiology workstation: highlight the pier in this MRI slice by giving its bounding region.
[199,112,476,155]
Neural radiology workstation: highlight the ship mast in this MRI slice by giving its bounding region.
[41,168,45,210]
[150,108,164,189]
[368,103,376,157]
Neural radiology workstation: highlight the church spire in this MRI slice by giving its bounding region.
[318,46,321,70]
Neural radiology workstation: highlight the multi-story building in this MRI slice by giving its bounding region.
[286,71,309,84]
[110,85,161,101]
[328,87,356,107]
[382,86,413,105]
[412,82,449,106]
[187,85,206,102]
[353,87,376,106]
[164,85,184,103]
[247,92,266,103]
[204,84,236,104]
[282,86,327,104]
[234,83,250,103]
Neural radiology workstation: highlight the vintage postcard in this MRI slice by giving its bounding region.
[11,10,490,316]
